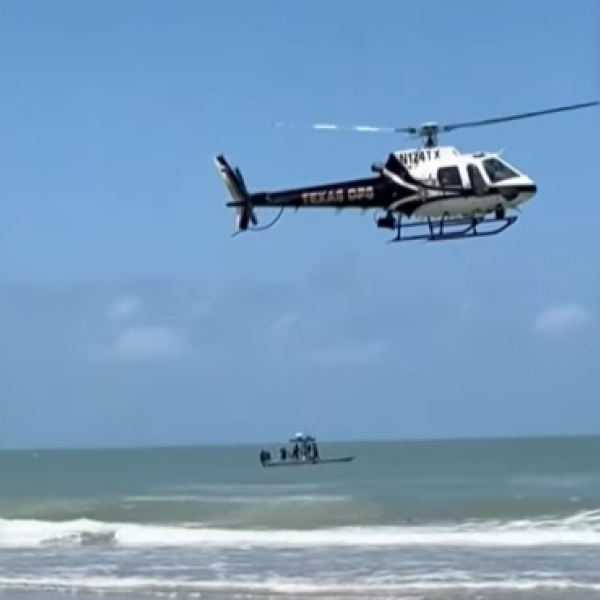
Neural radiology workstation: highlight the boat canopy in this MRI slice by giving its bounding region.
[289,433,315,443]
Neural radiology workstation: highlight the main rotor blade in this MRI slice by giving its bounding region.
[274,100,599,139]
[274,122,416,134]
[440,101,599,133]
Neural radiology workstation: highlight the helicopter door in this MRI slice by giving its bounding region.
[466,164,489,197]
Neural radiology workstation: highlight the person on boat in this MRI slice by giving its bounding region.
[302,445,310,460]
[312,442,320,461]
[259,449,271,465]
[279,447,288,460]
[291,443,300,460]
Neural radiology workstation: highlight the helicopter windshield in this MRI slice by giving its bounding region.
[482,157,520,183]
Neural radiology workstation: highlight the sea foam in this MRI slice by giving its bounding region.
[0,509,599,549]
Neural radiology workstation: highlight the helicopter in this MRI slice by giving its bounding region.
[214,101,599,243]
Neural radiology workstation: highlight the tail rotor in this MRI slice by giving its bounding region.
[213,154,258,233]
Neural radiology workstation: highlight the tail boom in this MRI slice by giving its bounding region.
[213,152,432,235]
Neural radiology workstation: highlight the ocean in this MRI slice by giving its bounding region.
[1,436,599,600]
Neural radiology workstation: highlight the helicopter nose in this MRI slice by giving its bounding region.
[520,182,537,203]
[499,181,537,204]
[511,176,537,203]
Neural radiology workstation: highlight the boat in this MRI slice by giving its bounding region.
[262,455,355,468]
[259,432,355,468]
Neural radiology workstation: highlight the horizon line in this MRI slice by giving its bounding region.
[1,431,598,454]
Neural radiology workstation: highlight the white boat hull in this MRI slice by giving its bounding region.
[262,456,354,468]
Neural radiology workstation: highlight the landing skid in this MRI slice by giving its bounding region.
[377,213,518,243]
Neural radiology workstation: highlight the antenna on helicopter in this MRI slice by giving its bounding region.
[275,101,599,149]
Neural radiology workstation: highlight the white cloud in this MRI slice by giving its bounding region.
[312,339,385,368]
[107,296,141,322]
[534,304,593,335]
[111,325,184,362]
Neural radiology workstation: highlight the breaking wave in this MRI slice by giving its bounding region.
[0,574,599,597]
[1,509,599,549]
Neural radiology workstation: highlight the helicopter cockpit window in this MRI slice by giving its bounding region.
[437,166,462,188]
[482,158,520,183]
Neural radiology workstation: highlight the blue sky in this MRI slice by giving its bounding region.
[0,0,598,449]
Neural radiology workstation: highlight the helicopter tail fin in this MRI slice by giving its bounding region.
[213,154,258,232]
